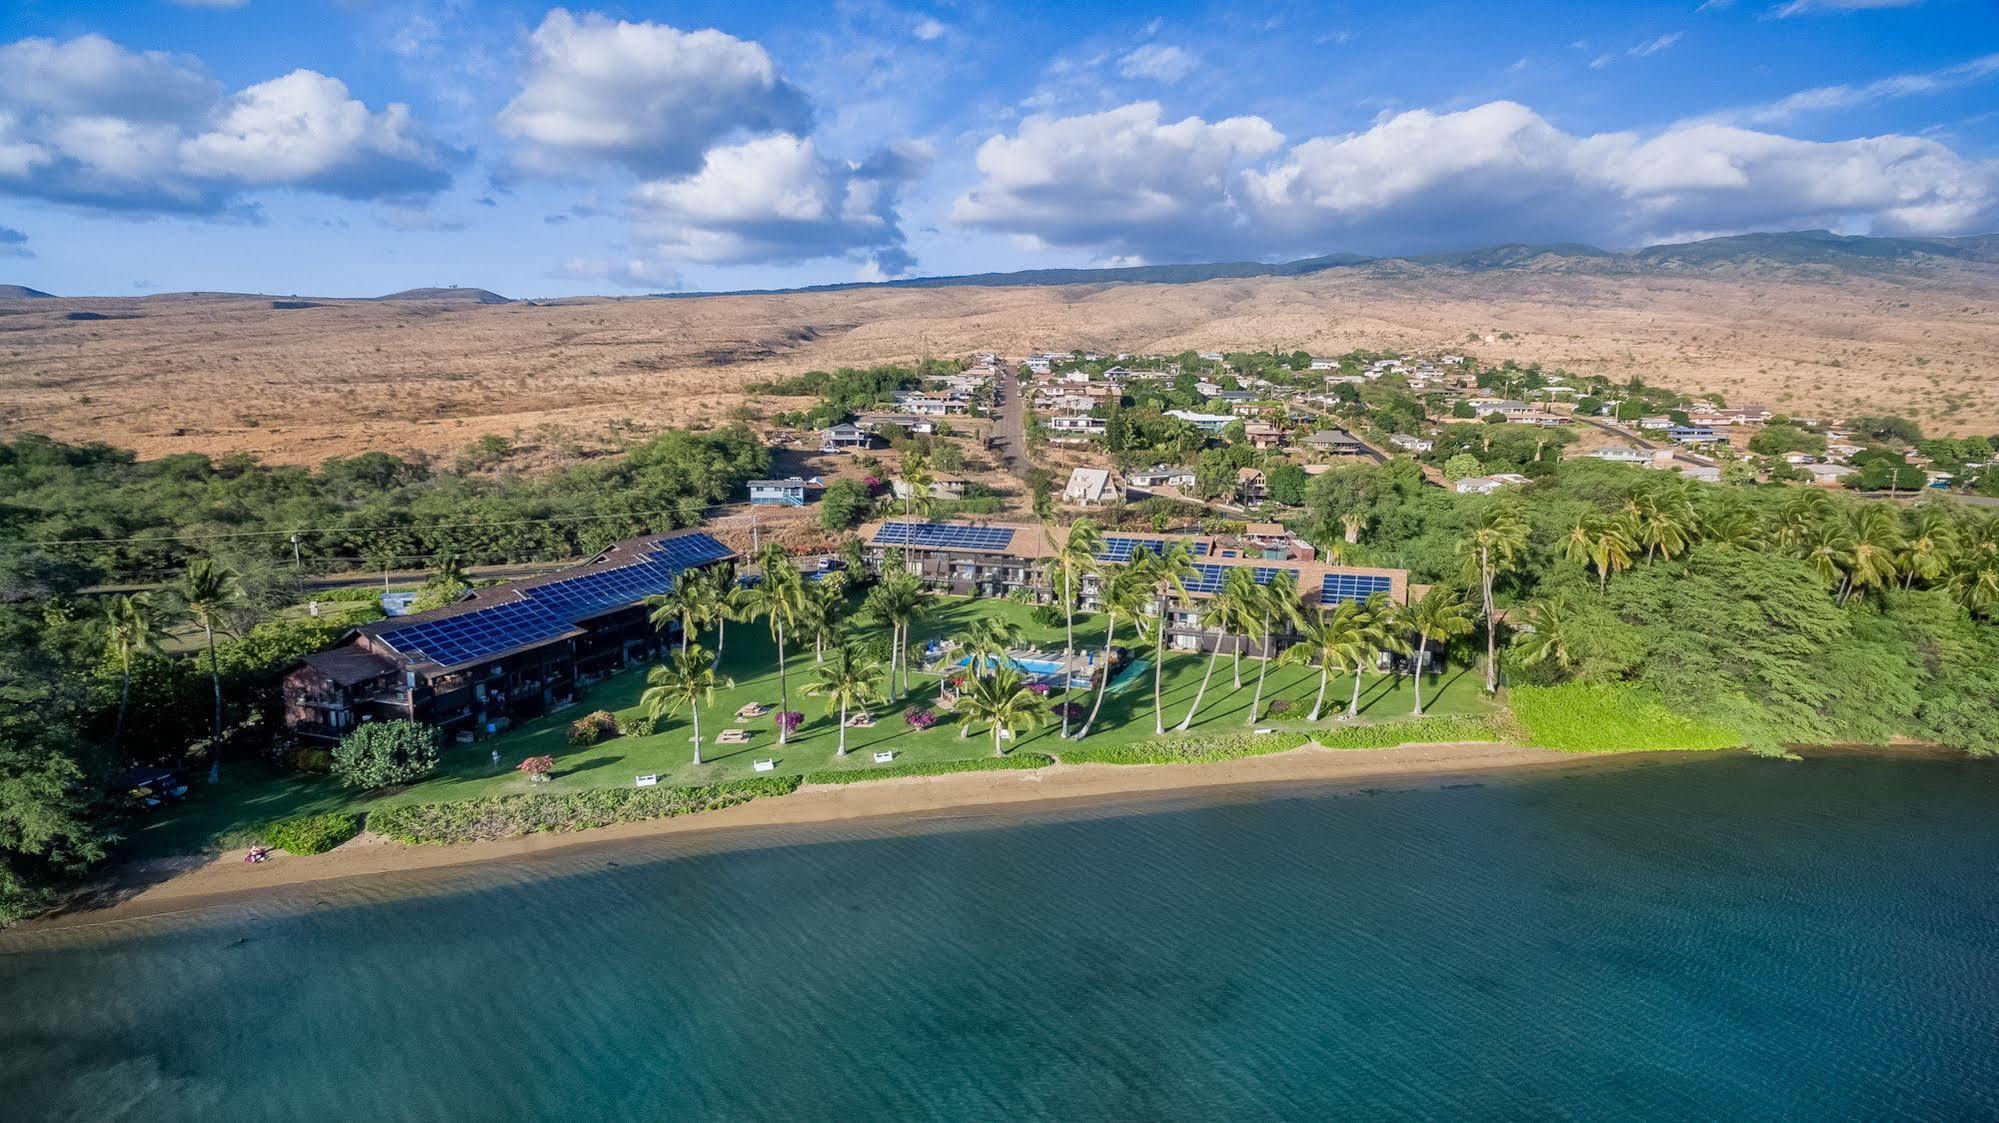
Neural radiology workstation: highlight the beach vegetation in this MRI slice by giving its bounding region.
[368,777,803,845]
[261,811,363,855]
[332,721,441,790]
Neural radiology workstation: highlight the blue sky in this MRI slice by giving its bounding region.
[2,0,1995,296]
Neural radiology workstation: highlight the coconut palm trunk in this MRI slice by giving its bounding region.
[1152,609,1169,735]
[1076,615,1118,739]
[1349,656,1366,717]
[691,705,704,766]
[775,624,791,745]
[1061,569,1076,739]
[203,621,222,738]
[1246,612,1272,726]
[993,720,1006,758]
[1480,546,1498,694]
[1412,635,1430,715]
[837,699,848,756]
[1177,644,1226,731]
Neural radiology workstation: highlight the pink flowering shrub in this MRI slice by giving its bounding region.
[773,710,804,733]
[905,708,939,730]
[516,755,554,777]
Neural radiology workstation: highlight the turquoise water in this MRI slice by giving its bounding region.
[4,750,1998,1119]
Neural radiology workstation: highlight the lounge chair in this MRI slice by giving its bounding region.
[635,774,659,788]
[873,751,895,764]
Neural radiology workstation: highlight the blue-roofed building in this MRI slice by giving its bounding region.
[282,531,738,743]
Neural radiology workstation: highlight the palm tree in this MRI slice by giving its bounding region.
[1343,593,1405,718]
[1245,571,1303,725]
[1559,515,1634,590]
[1623,485,1694,562]
[955,617,1024,678]
[1770,489,1835,553]
[1457,507,1529,693]
[1279,601,1369,722]
[861,570,928,699]
[798,576,850,662]
[176,558,244,739]
[744,549,807,744]
[1075,563,1151,739]
[1341,512,1366,546]
[641,645,732,766]
[646,573,713,656]
[1800,519,1856,592]
[1699,496,1763,552]
[955,665,1047,757]
[1899,506,1960,590]
[1138,542,1196,734]
[103,593,159,751]
[710,576,750,668]
[1405,586,1473,716]
[1843,504,1904,602]
[1176,565,1258,731]
[1512,595,1582,674]
[806,642,888,757]
[1050,518,1103,739]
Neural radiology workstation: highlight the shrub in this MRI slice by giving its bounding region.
[1510,683,1741,753]
[286,746,334,773]
[368,777,803,845]
[1030,604,1065,629]
[1309,714,1508,750]
[904,708,939,730]
[516,755,555,779]
[772,710,803,733]
[262,812,363,855]
[618,714,655,738]
[332,721,441,790]
[1061,732,1311,765]
[803,753,1055,785]
[1049,701,1088,722]
[568,710,619,746]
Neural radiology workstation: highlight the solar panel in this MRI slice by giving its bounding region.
[1182,563,1297,597]
[376,532,735,667]
[871,522,1016,551]
[1320,572,1394,607]
[1098,535,1211,562]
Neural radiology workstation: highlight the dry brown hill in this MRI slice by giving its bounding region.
[1,261,1993,464]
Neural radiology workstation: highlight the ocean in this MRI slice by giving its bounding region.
[4,750,1996,1120]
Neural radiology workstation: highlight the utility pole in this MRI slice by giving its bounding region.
[290,534,302,569]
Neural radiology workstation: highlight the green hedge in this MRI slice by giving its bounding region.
[368,776,803,845]
[1510,683,1742,753]
[1309,714,1509,750]
[1059,732,1312,765]
[261,812,364,855]
[802,752,1056,785]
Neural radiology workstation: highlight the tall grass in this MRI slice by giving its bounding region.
[1510,683,1742,753]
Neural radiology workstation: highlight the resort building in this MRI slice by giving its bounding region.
[859,519,1408,655]
[282,532,738,744]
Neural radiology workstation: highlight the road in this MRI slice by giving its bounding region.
[993,369,1033,481]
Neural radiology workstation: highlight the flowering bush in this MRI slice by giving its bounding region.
[905,708,939,730]
[1028,682,1051,696]
[516,755,555,781]
[862,474,882,488]
[773,710,804,733]
[1266,699,1292,716]
[568,710,618,746]
[1049,701,1088,721]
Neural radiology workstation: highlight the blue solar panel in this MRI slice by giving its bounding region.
[1098,535,1210,562]
[871,521,1016,551]
[1182,563,1296,596]
[1320,572,1394,606]
[377,533,734,666]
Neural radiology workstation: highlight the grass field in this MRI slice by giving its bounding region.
[125,595,1492,857]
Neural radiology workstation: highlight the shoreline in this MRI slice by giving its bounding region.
[33,742,1671,932]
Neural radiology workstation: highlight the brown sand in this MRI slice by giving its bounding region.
[35,742,1644,931]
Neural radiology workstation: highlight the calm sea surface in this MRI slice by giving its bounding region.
[4,751,1997,1121]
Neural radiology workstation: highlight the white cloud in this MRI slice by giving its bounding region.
[913,17,947,41]
[1117,44,1198,83]
[952,102,1282,258]
[1721,52,1999,125]
[1770,0,1921,15]
[0,34,456,214]
[554,254,685,291]
[624,133,928,274]
[955,99,1999,260]
[498,9,811,178]
[1628,32,1683,57]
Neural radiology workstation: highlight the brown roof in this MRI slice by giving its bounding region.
[299,646,397,686]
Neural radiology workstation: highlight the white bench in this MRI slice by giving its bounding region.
[753,759,776,773]
[635,774,658,788]
[873,751,895,764]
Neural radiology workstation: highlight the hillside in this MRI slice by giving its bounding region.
[1,232,1994,463]
[0,284,53,299]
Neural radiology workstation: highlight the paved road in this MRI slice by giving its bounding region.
[993,368,1033,480]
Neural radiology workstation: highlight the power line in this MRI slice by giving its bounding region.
[28,503,739,548]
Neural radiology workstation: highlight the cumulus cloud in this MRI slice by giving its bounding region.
[952,102,1283,259]
[498,9,811,178]
[625,133,929,274]
[955,99,1999,260]
[1721,51,1999,125]
[553,253,685,291]
[0,34,456,214]
[1117,44,1197,83]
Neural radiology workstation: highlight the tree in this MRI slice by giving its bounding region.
[1136,542,1195,733]
[102,593,158,751]
[1843,504,1904,603]
[1245,571,1304,725]
[410,553,470,613]
[744,549,807,744]
[1075,563,1150,739]
[1280,601,1369,721]
[1405,586,1473,715]
[1512,595,1583,674]
[174,559,245,739]
[1900,506,1960,590]
[1458,506,1529,693]
[1344,594,1404,717]
[1559,515,1635,590]
[332,720,440,789]
[954,665,1046,757]
[818,478,872,530]
[805,642,886,757]
[642,645,732,766]
[0,742,112,926]
[954,617,1023,681]
[861,570,927,699]
[1177,565,1258,731]
[1443,453,1482,482]
[1051,519,1103,739]
[798,576,849,662]
[647,572,716,656]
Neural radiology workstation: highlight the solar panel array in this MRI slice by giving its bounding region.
[1097,535,1211,562]
[1182,563,1295,596]
[871,522,1016,551]
[1320,572,1394,606]
[376,534,732,668]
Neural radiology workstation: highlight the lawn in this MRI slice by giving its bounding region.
[126,595,1493,857]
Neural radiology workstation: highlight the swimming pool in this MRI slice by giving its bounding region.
[956,654,1091,686]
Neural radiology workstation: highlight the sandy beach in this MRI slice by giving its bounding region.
[38,742,1654,930]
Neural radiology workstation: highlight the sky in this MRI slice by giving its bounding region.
[2,0,1995,297]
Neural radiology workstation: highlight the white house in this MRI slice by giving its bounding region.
[1049,415,1106,435]
[1063,467,1119,505]
[1388,434,1434,453]
[1128,465,1196,489]
[1591,447,1650,464]
[1165,409,1234,433]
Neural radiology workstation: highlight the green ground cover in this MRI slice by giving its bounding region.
[127,594,1493,856]
[1509,683,1743,753]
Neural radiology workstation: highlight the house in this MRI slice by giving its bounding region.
[1638,416,1674,431]
[1164,409,1234,433]
[1806,463,1858,488]
[1127,465,1196,490]
[820,423,878,450]
[1243,522,1313,560]
[899,393,968,417]
[283,532,737,742]
[1677,464,1723,484]
[855,411,935,435]
[1242,422,1286,450]
[1454,473,1532,495]
[1302,429,1367,457]
[1309,358,1338,371]
[1063,467,1120,506]
[1591,447,1650,464]
[1236,467,1268,505]
[1667,425,1722,445]
[1389,434,1434,453]
[1197,351,1225,363]
[1049,414,1106,435]
[748,477,814,506]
